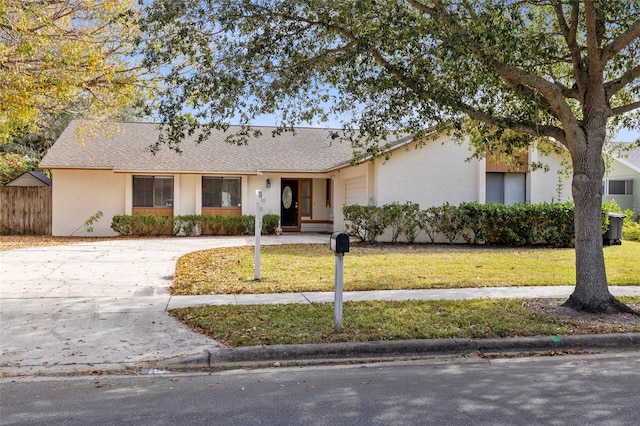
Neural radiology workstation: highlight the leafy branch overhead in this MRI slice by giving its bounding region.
[0,0,151,142]
[139,0,639,151]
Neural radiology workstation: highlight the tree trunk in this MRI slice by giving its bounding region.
[562,114,635,314]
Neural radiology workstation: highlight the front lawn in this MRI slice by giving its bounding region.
[171,297,640,347]
[172,241,640,295]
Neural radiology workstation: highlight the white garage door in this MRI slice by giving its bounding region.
[344,176,367,205]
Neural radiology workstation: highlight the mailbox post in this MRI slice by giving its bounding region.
[329,232,350,332]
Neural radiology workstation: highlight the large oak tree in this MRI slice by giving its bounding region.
[139,0,640,313]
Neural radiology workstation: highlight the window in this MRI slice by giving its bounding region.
[486,173,526,205]
[133,176,173,207]
[325,178,331,207]
[202,177,241,207]
[301,179,312,216]
[604,179,633,196]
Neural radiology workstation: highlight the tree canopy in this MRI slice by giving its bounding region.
[140,0,639,313]
[0,0,149,142]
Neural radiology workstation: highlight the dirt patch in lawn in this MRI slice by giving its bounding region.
[524,299,640,331]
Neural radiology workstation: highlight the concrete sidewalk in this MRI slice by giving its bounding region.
[1,234,639,377]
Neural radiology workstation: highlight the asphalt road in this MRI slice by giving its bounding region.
[2,350,639,425]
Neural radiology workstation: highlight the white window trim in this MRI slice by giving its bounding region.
[603,178,634,196]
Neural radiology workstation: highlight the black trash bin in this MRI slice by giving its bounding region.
[603,212,625,245]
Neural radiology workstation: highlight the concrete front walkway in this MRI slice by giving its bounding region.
[1,234,639,376]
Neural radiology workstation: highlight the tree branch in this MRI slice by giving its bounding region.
[550,0,585,100]
[408,0,578,128]
[611,100,640,117]
[605,64,640,99]
[602,19,640,62]
[465,109,566,145]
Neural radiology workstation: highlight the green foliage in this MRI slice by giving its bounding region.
[622,208,640,241]
[111,215,173,236]
[0,153,41,185]
[173,215,200,236]
[262,214,280,235]
[139,1,638,155]
[1,0,147,141]
[84,211,103,233]
[381,202,423,243]
[343,205,390,243]
[343,202,576,247]
[113,214,281,237]
[623,222,640,241]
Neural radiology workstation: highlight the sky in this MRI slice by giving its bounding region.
[612,128,640,143]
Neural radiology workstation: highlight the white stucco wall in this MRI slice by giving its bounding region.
[51,169,125,236]
[528,149,573,204]
[375,135,480,208]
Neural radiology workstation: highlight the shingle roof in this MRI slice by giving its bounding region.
[623,146,640,171]
[5,171,52,186]
[612,143,640,173]
[40,121,411,173]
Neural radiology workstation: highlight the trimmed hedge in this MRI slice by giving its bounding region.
[111,214,280,237]
[344,202,576,247]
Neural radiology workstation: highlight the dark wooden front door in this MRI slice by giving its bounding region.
[280,179,299,229]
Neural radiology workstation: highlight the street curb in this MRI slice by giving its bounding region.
[157,333,640,371]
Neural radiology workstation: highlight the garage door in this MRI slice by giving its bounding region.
[344,176,367,205]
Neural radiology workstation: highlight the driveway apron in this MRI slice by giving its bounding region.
[0,235,328,375]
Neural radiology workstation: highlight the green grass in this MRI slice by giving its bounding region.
[172,241,640,295]
[171,297,640,347]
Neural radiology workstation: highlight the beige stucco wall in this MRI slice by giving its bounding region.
[51,169,125,236]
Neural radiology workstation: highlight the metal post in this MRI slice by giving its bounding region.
[334,252,344,332]
[254,190,263,281]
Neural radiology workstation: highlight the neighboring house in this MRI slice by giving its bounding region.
[603,145,640,211]
[39,120,574,237]
[5,171,52,187]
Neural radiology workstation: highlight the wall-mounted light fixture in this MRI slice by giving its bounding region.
[266,178,271,188]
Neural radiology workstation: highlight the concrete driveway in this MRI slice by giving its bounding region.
[0,234,328,376]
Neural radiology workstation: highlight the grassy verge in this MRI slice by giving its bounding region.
[172,241,640,294]
[171,297,640,347]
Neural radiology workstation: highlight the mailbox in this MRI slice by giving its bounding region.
[330,232,350,254]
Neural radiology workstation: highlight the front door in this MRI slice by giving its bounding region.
[280,179,299,229]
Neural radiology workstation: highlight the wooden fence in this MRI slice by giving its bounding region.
[0,186,52,235]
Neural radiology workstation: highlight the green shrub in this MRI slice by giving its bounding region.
[623,221,640,241]
[200,215,223,235]
[173,215,200,236]
[343,201,576,247]
[622,208,640,241]
[112,215,173,236]
[343,205,389,243]
[262,214,280,234]
[111,215,134,236]
[419,207,440,243]
[382,202,423,243]
[112,214,270,237]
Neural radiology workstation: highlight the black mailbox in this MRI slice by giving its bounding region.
[330,232,350,254]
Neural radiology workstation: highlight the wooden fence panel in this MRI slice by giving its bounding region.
[0,186,52,235]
